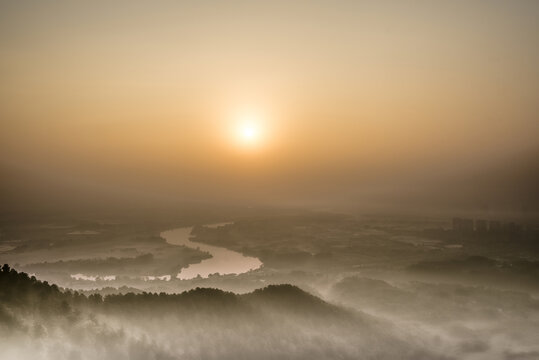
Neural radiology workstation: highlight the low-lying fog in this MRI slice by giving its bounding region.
[1,211,538,360]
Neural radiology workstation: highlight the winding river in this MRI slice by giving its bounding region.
[161,223,262,280]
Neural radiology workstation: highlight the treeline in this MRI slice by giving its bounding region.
[1,264,331,320]
[1,264,237,313]
[22,254,154,273]
[0,264,87,320]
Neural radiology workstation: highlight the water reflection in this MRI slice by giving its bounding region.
[161,223,262,280]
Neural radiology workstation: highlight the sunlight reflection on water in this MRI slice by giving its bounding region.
[161,223,262,280]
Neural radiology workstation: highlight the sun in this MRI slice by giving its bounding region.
[239,123,259,143]
[224,107,272,152]
[234,112,264,148]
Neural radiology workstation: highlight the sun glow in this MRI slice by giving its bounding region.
[233,112,265,148]
[239,123,259,143]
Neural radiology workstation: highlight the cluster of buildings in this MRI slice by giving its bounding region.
[452,217,522,234]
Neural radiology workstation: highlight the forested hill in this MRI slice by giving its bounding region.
[0,264,442,360]
[0,264,342,322]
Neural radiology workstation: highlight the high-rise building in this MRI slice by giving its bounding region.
[453,218,474,233]
[489,220,501,233]
[475,219,487,232]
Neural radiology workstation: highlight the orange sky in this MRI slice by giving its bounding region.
[1,1,538,207]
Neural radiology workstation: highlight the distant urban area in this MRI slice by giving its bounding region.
[452,217,530,235]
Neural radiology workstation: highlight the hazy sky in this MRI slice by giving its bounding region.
[1,1,538,208]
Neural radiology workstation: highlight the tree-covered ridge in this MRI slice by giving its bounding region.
[1,264,75,315]
[0,264,334,318]
[0,264,454,360]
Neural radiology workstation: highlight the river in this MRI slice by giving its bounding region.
[161,223,262,280]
